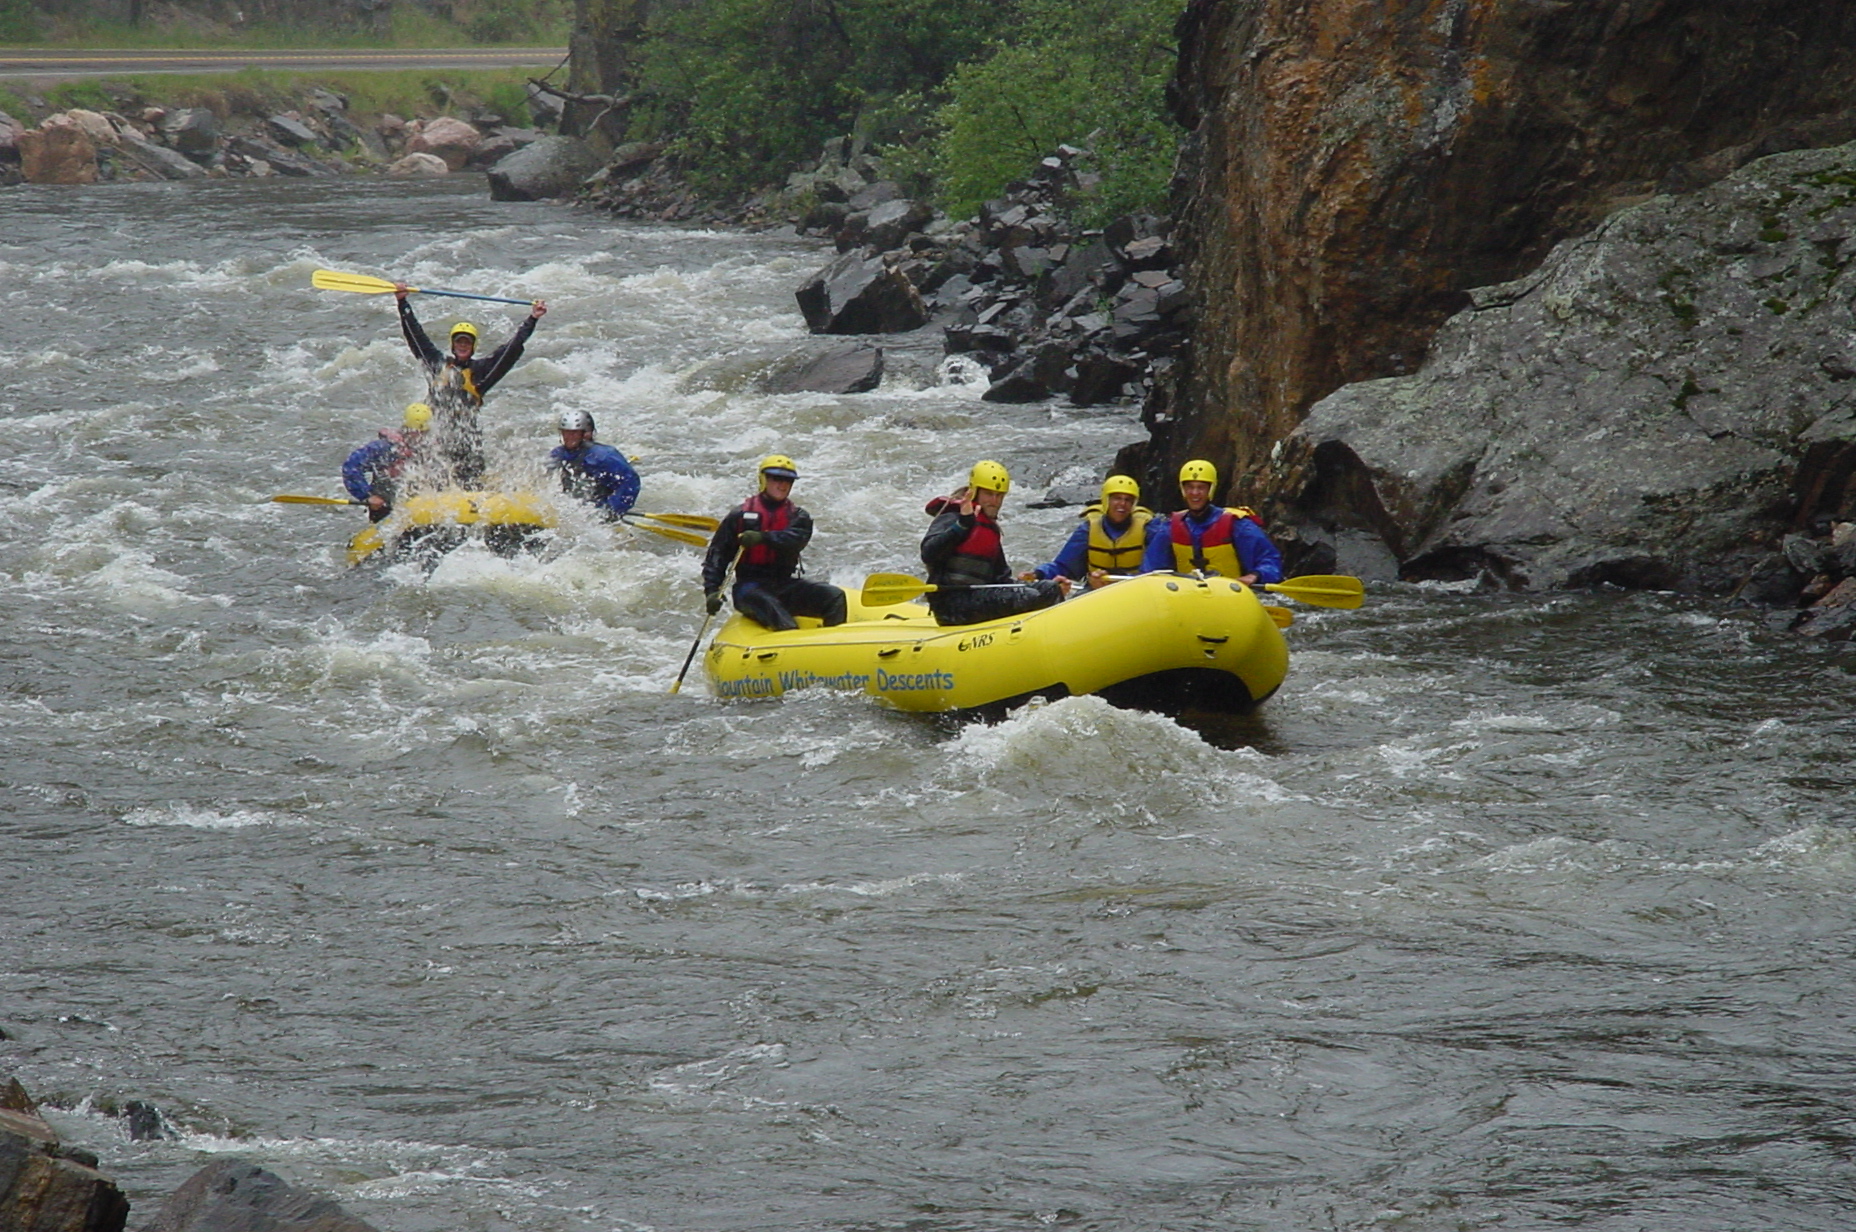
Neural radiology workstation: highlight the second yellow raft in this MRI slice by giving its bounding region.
[703,572,1289,713]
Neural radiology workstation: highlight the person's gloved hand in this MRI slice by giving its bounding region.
[704,591,723,615]
[738,530,766,547]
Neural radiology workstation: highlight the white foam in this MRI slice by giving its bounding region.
[122,804,303,830]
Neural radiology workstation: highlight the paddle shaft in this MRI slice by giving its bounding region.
[271,494,360,507]
[670,530,747,695]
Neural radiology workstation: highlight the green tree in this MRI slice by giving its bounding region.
[932,0,1181,223]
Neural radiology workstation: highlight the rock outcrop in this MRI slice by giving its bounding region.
[1272,141,1856,599]
[1146,0,1856,513]
[139,1159,380,1232]
[486,135,602,201]
[0,1078,129,1232]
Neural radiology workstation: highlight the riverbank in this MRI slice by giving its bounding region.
[0,65,554,184]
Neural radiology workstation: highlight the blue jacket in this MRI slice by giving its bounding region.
[342,433,415,502]
[548,441,640,517]
[1140,505,1284,583]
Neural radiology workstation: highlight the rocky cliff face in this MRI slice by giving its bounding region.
[1145,0,1856,517]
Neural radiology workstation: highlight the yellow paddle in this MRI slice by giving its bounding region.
[1263,574,1365,609]
[270,493,361,507]
[859,572,1038,607]
[634,512,720,532]
[1263,605,1293,629]
[312,268,537,307]
[622,518,709,547]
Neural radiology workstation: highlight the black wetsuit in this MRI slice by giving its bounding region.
[398,299,538,487]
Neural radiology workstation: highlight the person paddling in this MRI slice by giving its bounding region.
[701,455,847,631]
[920,460,1069,627]
[546,410,640,519]
[1027,473,1153,589]
[342,402,432,522]
[1141,459,1284,585]
[393,282,546,488]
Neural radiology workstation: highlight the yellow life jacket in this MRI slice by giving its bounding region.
[1081,504,1154,574]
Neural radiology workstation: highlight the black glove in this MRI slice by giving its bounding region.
[704,591,723,615]
[738,529,766,547]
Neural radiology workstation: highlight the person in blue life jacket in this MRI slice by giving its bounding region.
[342,402,433,522]
[701,454,847,632]
[921,460,1070,627]
[393,282,546,487]
[1140,458,1285,584]
[1027,473,1154,589]
[546,409,640,518]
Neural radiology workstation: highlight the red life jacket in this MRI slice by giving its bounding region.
[942,510,1006,584]
[1168,506,1262,576]
[738,493,793,568]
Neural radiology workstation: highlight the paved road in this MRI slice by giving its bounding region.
[0,47,567,81]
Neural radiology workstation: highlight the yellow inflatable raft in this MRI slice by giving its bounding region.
[347,491,557,565]
[703,572,1291,714]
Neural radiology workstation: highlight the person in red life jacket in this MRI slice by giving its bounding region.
[920,460,1070,626]
[1027,473,1154,589]
[1140,458,1284,584]
[700,454,847,631]
[393,283,546,488]
[341,402,433,522]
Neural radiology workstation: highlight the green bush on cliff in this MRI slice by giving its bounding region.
[931,0,1181,224]
[630,0,1015,194]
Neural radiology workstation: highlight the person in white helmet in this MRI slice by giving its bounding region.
[546,410,640,518]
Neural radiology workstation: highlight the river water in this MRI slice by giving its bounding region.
[3,176,1856,1232]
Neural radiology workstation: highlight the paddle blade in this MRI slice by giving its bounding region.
[1263,574,1365,609]
[637,512,721,531]
[861,572,934,607]
[312,268,400,296]
[271,494,358,506]
[626,519,709,547]
[1263,604,1294,629]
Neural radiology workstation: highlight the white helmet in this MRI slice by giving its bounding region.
[558,409,595,433]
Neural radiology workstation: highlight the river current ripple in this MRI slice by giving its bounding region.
[3,177,1856,1232]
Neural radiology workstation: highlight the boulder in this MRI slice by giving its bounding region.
[56,109,118,145]
[159,108,219,157]
[265,113,322,149]
[116,131,208,180]
[405,116,481,171]
[0,1077,130,1232]
[1273,141,1856,592]
[0,110,23,162]
[18,123,98,184]
[139,1158,379,1232]
[795,250,930,334]
[860,198,934,252]
[761,345,885,394]
[485,135,599,201]
[385,152,450,177]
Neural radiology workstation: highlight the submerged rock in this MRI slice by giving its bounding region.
[761,345,886,394]
[140,1158,379,1232]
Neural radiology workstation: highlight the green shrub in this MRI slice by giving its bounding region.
[932,0,1181,224]
[0,0,36,42]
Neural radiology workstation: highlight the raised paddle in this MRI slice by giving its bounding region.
[312,268,536,307]
[270,493,361,507]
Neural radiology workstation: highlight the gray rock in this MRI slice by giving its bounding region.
[0,1077,130,1232]
[486,135,600,201]
[116,131,207,180]
[861,197,933,251]
[159,108,218,157]
[1278,140,1856,592]
[265,114,322,149]
[795,251,930,334]
[761,345,886,394]
[139,1158,378,1232]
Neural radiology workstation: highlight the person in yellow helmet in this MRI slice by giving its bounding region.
[392,282,547,487]
[1027,473,1153,589]
[1141,459,1284,584]
[341,402,434,522]
[919,460,1070,626]
[700,454,847,631]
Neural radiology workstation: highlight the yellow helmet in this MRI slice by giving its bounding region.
[968,459,1011,494]
[1179,459,1219,488]
[402,402,433,431]
[1100,474,1140,502]
[449,321,480,341]
[758,454,798,489]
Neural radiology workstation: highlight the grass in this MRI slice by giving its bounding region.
[1,6,567,49]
